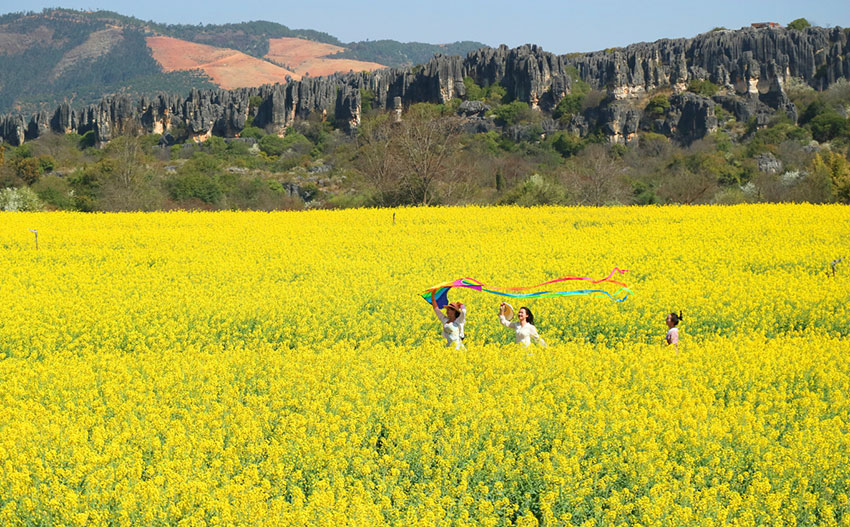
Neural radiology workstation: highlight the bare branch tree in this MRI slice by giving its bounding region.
[560,144,630,206]
[395,105,463,205]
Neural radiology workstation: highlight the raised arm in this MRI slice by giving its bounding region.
[431,291,448,323]
[457,304,466,325]
[498,303,515,329]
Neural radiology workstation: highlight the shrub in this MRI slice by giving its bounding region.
[240,126,265,140]
[463,77,484,101]
[549,131,584,158]
[553,94,583,122]
[645,95,671,118]
[166,172,225,204]
[687,79,719,97]
[33,174,74,210]
[0,186,44,211]
[492,101,532,127]
[499,173,566,206]
[809,113,849,142]
[259,134,288,157]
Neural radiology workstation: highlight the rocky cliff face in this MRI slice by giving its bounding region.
[569,26,849,95]
[1,26,847,147]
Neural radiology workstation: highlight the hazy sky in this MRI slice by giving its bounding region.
[3,0,850,55]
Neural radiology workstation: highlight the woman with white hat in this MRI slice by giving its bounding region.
[498,302,546,347]
[430,291,466,349]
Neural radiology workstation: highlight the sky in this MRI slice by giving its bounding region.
[2,0,850,55]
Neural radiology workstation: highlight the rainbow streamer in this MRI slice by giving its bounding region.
[421,268,633,308]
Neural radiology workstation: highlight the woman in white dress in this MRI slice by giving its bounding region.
[430,291,466,349]
[498,303,546,347]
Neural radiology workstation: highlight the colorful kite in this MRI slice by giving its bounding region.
[421,268,633,308]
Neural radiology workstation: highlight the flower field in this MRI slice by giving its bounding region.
[1,204,849,526]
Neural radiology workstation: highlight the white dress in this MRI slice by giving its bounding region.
[434,305,466,349]
[666,327,679,346]
[499,315,546,347]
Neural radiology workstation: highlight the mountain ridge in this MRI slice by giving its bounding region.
[0,8,486,113]
[1,13,848,151]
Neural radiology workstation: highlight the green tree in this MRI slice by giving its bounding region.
[549,132,584,158]
[645,95,671,118]
[240,126,265,140]
[258,134,288,157]
[14,157,42,185]
[809,113,849,142]
[493,101,531,127]
[33,174,75,210]
[787,18,811,30]
[812,151,850,203]
[463,77,484,101]
[553,94,583,122]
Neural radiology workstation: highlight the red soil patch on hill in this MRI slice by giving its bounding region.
[265,37,386,77]
[147,35,300,89]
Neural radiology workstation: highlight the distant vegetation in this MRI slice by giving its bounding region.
[332,40,486,67]
[3,77,849,212]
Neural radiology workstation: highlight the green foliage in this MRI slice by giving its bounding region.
[687,79,719,97]
[248,96,263,112]
[226,140,253,156]
[812,151,850,203]
[67,165,102,211]
[361,89,376,110]
[167,153,226,204]
[79,131,98,149]
[258,135,288,157]
[645,95,671,118]
[32,174,75,209]
[492,101,532,127]
[799,100,828,125]
[486,85,507,106]
[167,172,226,203]
[787,18,811,31]
[13,157,43,185]
[746,122,812,156]
[809,113,849,142]
[203,136,228,157]
[240,127,265,140]
[553,79,591,123]
[259,132,313,157]
[462,78,506,105]
[553,94,583,122]
[499,174,565,206]
[548,132,585,158]
[463,77,484,101]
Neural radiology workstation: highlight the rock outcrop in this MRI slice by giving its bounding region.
[568,26,850,95]
[1,26,848,147]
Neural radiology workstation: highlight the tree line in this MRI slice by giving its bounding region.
[2,75,850,212]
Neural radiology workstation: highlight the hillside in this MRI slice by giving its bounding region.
[0,8,485,113]
[1,19,849,213]
[265,37,386,78]
[147,36,300,89]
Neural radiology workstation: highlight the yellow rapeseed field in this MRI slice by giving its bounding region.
[0,204,848,526]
